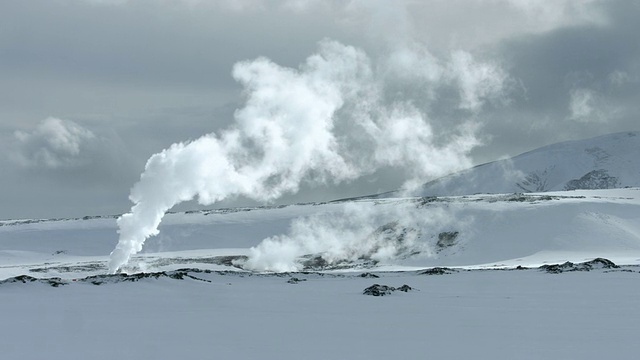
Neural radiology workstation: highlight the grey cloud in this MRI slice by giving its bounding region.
[1,0,640,220]
[12,118,135,178]
[447,50,510,111]
[500,0,640,115]
[0,118,139,219]
[467,0,640,163]
[12,118,96,169]
[567,87,612,123]
[0,0,355,90]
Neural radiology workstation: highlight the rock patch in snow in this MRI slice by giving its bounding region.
[539,258,618,274]
[419,267,458,275]
[363,284,413,296]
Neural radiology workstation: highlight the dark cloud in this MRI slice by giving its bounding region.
[0,117,138,219]
[501,1,640,114]
[12,118,97,169]
[468,0,640,163]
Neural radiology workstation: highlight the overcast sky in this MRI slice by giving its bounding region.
[1,0,639,220]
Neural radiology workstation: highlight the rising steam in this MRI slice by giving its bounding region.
[242,200,465,272]
[109,39,504,273]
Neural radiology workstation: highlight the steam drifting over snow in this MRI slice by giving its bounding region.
[109,40,506,272]
[243,201,463,272]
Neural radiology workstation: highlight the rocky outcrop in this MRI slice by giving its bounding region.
[539,258,618,274]
[564,169,619,190]
[419,267,458,275]
[363,284,413,296]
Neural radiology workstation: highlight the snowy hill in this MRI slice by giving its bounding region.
[3,189,640,359]
[2,188,640,278]
[410,131,640,197]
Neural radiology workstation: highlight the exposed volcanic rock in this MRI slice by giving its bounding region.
[363,284,413,296]
[539,258,618,274]
[419,267,458,275]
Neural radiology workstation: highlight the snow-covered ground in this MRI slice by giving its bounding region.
[2,188,640,278]
[2,268,640,359]
[2,188,640,359]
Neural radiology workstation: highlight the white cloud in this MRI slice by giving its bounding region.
[608,70,632,86]
[382,43,443,83]
[12,117,96,169]
[568,87,609,123]
[448,50,510,111]
[379,44,511,112]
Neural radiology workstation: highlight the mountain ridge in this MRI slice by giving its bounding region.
[408,131,640,197]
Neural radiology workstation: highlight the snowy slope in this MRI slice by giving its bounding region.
[410,131,640,197]
[2,188,640,279]
[3,189,640,359]
[2,268,640,360]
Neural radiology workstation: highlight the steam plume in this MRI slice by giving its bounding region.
[109,39,503,272]
[243,201,463,272]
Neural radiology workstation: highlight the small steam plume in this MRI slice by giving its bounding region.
[108,39,504,273]
[243,200,464,272]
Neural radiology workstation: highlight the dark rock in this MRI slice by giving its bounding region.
[417,196,439,206]
[540,262,576,274]
[0,275,66,287]
[564,169,619,190]
[287,277,306,284]
[300,253,379,271]
[359,272,379,278]
[363,284,413,296]
[584,258,618,269]
[301,255,329,270]
[363,284,395,296]
[30,262,106,273]
[517,169,551,192]
[507,193,528,202]
[150,255,248,269]
[4,275,39,284]
[83,269,211,285]
[419,267,457,275]
[436,232,459,249]
[539,258,618,273]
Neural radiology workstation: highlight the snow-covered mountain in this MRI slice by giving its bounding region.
[411,131,640,197]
